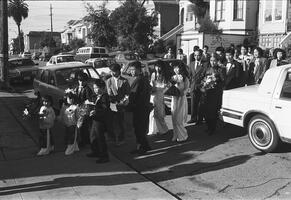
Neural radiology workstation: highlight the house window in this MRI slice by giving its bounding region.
[264,0,283,22]
[274,0,283,20]
[264,0,273,21]
[233,0,243,20]
[215,0,225,21]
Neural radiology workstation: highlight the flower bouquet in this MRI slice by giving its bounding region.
[200,74,217,92]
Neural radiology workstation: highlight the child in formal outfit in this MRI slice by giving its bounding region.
[86,79,111,163]
[59,92,79,155]
[37,95,56,156]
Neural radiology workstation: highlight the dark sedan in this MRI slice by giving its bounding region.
[8,57,39,83]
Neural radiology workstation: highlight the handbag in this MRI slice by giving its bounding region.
[164,85,180,96]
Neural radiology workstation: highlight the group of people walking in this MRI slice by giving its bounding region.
[33,43,289,164]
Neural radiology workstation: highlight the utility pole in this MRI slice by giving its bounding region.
[50,4,53,45]
[0,0,9,88]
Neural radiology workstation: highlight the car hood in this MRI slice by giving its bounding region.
[223,85,259,96]
[9,66,38,72]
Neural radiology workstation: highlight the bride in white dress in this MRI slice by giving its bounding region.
[170,64,189,142]
[148,61,170,135]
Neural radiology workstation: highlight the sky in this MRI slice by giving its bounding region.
[8,0,123,41]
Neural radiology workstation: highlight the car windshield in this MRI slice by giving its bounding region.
[55,67,99,86]
[94,60,115,68]
[57,56,75,63]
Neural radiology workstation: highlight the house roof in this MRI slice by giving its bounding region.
[27,31,61,37]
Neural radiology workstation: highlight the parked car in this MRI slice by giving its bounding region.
[33,63,100,109]
[75,47,109,63]
[221,64,291,153]
[21,52,32,59]
[46,54,80,66]
[85,57,116,80]
[109,51,140,70]
[8,57,39,83]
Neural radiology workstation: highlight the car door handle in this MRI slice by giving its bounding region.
[275,106,282,109]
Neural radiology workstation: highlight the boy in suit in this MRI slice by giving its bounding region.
[128,61,151,155]
[106,63,130,145]
[224,48,244,90]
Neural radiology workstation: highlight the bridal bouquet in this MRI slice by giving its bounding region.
[201,74,217,92]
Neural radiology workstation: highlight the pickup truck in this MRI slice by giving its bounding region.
[221,64,291,152]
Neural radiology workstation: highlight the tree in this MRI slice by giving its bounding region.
[8,0,28,52]
[11,31,24,53]
[189,0,209,21]
[69,38,85,50]
[110,0,158,53]
[84,2,117,48]
[198,15,222,34]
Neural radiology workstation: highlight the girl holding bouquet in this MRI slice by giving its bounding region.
[200,53,226,135]
[170,63,189,142]
[58,91,79,155]
[148,60,170,135]
[37,95,56,156]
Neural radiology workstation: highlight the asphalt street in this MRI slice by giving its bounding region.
[2,60,291,199]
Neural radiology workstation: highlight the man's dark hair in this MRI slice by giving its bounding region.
[215,46,225,53]
[77,72,88,82]
[193,45,200,51]
[194,49,203,55]
[204,45,209,50]
[225,47,235,56]
[128,61,142,70]
[42,95,53,105]
[94,79,106,89]
[178,48,183,53]
[109,63,121,72]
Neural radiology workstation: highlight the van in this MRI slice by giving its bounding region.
[74,47,109,63]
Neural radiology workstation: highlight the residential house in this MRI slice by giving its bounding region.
[258,0,290,49]
[61,19,92,45]
[176,0,259,63]
[24,31,62,53]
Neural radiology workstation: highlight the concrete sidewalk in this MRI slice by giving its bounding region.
[0,90,177,200]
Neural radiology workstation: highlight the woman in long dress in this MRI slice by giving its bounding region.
[148,60,170,135]
[200,53,225,135]
[171,64,189,142]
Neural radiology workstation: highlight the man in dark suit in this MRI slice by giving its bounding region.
[188,49,208,125]
[224,48,244,90]
[127,61,151,155]
[107,63,131,145]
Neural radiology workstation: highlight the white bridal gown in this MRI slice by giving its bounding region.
[171,76,189,142]
[148,76,169,135]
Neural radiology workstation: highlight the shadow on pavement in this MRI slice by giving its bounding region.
[0,173,145,196]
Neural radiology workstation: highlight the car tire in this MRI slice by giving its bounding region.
[248,114,280,153]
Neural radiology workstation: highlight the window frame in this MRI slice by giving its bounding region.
[215,0,225,22]
[264,0,284,23]
[233,0,244,21]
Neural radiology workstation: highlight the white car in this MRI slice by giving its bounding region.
[221,64,291,152]
[46,54,80,66]
[21,52,32,59]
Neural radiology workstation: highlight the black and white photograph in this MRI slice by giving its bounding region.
[1,0,291,199]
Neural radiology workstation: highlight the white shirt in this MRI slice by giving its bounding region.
[226,63,232,74]
[113,76,120,89]
[194,60,201,71]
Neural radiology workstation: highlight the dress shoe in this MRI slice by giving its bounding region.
[96,157,109,164]
[187,119,197,124]
[86,152,99,158]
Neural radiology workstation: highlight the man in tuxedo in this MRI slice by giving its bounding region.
[188,45,200,65]
[188,49,207,125]
[127,61,151,155]
[224,48,244,90]
[107,63,130,145]
[202,45,210,63]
